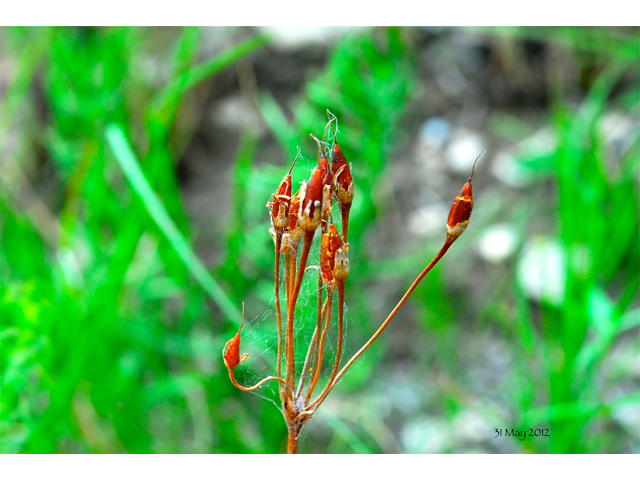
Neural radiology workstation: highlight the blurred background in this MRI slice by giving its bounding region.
[1,26,638,454]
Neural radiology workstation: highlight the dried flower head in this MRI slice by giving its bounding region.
[222,310,249,370]
[222,112,481,454]
[268,154,298,232]
[446,151,484,244]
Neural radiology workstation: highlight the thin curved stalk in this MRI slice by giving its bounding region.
[228,369,284,392]
[306,241,452,412]
[296,272,324,397]
[284,232,314,397]
[297,292,332,399]
[305,285,335,402]
[306,280,343,407]
[274,234,284,400]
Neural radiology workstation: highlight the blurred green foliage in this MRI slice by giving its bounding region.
[1,26,638,453]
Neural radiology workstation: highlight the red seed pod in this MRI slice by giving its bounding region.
[331,143,354,207]
[299,156,331,233]
[268,156,297,232]
[321,184,332,234]
[333,243,349,282]
[446,152,483,243]
[311,133,334,191]
[320,232,331,284]
[315,143,334,234]
[222,311,249,370]
[281,190,303,255]
[320,223,343,284]
[287,189,301,231]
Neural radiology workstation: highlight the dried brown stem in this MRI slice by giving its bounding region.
[283,252,292,306]
[274,233,284,400]
[306,280,344,408]
[305,285,335,402]
[287,424,301,454]
[340,204,351,243]
[295,273,325,399]
[228,369,284,392]
[285,231,314,397]
[306,241,453,412]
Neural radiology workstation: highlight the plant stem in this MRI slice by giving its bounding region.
[283,251,291,305]
[328,280,345,385]
[296,326,319,399]
[306,241,453,412]
[228,369,284,392]
[287,424,301,454]
[306,280,343,407]
[274,233,284,401]
[341,204,351,243]
[284,232,314,397]
[299,292,333,400]
[305,286,335,402]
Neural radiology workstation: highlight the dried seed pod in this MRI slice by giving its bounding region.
[282,189,303,255]
[446,152,483,243]
[321,184,332,233]
[222,312,249,370]
[286,189,301,231]
[310,133,335,234]
[331,143,354,207]
[299,157,330,234]
[320,223,343,284]
[268,155,298,232]
[333,243,349,282]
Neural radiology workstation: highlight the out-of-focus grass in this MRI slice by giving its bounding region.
[1,26,277,453]
[513,61,640,453]
[471,28,640,454]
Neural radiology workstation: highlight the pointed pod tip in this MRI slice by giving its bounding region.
[469,151,485,183]
[223,306,247,370]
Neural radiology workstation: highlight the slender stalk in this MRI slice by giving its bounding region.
[307,280,343,407]
[306,241,452,412]
[327,280,345,385]
[283,252,292,305]
[312,272,324,377]
[305,286,335,402]
[298,293,332,399]
[296,327,318,398]
[287,424,301,454]
[274,233,284,400]
[289,252,297,306]
[341,204,351,243]
[284,232,314,397]
[295,270,323,398]
[228,369,284,392]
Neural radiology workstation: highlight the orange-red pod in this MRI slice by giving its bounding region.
[446,182,473,242]
[445,153,483,243]
[222,315,249,370]
[287,189,301,231]
[318,154,332,189]
[320,223,342,284]
[299,158,330,233]
[269,158,296,231]
[331,143,354,206]
[281,190,303,255]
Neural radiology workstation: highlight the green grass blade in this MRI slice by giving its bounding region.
[105,123,241,326]
[149,33,271,121]
[257,91,299,156]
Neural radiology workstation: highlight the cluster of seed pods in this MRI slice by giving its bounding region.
[223,114,354,405]
[222,111,481,453]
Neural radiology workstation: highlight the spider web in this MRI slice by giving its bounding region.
[231,220,352,409]
[232,114,352,408]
